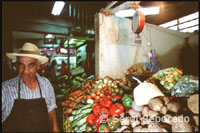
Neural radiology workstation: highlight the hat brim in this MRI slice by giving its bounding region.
[6,53,49,64]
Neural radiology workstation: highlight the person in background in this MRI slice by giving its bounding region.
[144,49,162,72]
[39,57,49,76]
[2,42,60,132]
[46,59,57,81]
[58,60,68,76]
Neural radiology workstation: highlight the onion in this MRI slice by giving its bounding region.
[104,78,108,84]
[132,100,143,112]
[99,79,103,83]
[108,80,112,84]
[114,85,118,89]
[98,84,102,89]
[111,83,115,87]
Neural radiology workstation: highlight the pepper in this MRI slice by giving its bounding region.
[99,107,109,120]
[122,94,133,108]
[112,96,121,102]
[109,103,124,116]
[98,124,111,132]
[92,104,101,116]
[107,117,120,131]
[94,115,101,126]
[87,113,95,125]
[99,97,112,108]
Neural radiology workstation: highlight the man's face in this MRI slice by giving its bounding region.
[17,56,40,82]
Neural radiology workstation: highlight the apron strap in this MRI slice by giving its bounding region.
[18,78,21,99]
[18,77,43,99]
[36,78,43,98]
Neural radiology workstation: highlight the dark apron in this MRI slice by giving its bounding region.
[2,78,51,132]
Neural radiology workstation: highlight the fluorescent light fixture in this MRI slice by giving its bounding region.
[45,34,53,38]
[51,1,65,16]
[138,7,160,16]
[115,6,160,18]
[60,48,68,53]
[115,9,136,18]
[69,38,76,44]
[64,38,77,45]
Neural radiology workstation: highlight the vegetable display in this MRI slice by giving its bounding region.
[172,75,199,97]
[62,67,198,132]
[156,67,183,91]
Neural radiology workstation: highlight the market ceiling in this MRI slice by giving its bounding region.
[2,1,198,48]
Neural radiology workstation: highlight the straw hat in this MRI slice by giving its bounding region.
[6,42,48,64]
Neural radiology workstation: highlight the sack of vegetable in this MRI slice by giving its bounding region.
[154,67,183,93]
[171,75,199,97]
[134,82,164,106]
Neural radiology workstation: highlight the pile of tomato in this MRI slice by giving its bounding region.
[86,95,124,132]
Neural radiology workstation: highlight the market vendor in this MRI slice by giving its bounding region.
[2,42,60,132]
[58,60,68,76]
[145,49,162,72]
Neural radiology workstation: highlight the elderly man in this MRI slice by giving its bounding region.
[2,42,59,132]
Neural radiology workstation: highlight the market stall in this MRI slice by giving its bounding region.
[61,2,199,132]
[62,67,199,132]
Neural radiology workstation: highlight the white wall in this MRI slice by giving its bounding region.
[95,13,198,79]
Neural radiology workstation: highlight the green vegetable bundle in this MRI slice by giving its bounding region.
[67,104,93,132]
[171,75,199,97]
[156,67,183,92]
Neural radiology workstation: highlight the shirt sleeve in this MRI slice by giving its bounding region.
[2,85,7,122]
[1,82,15,123]
[44,78,57,112]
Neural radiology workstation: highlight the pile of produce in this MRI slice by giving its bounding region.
[62,76,127,132]
[155,67,183,90]
[84,76,124,103]
[85,100,124,132]
[62,90,86,116]
[67,103,93,132]
[126,63,150,75]
[172,75,199,97]
[62,67,199,132]
[115,94,199,132]
[121,63,154,88]
[146,67,199,97]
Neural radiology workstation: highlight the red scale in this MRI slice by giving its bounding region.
[132,10,145,34]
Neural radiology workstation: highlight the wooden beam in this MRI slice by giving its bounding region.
[104,1,118,11]
[110,1,130,14]
[4,20,69,35]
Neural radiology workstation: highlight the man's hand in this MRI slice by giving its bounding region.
[53,126,60,132]
[49,109,60,132]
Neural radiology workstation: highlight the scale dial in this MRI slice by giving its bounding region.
[132,11,145,34]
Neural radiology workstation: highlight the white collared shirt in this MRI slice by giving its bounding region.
[2,73,57,122]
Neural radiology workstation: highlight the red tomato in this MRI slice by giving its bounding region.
[104,85,109,90]
[86,95,93,101]
[95,96,100,100]
[87,113,95,125]
[95,90,101,96]
[91,93,96,99]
